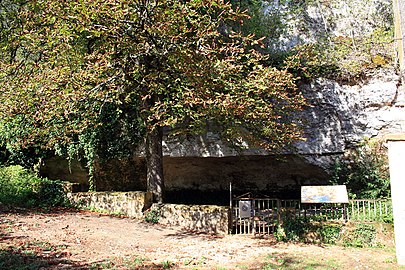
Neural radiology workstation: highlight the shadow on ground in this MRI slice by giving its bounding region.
[0,207,170,270]
[0,246,172,270]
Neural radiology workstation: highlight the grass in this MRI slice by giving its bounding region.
[235,265,249,269]
[88,256,176,269]
[0,241,70,270]
[259,248,405,270]
[182,256,208,269]
[262,253,342,270]
[162,260,173,269]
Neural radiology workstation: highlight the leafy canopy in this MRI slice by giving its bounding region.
[0,0,306,159]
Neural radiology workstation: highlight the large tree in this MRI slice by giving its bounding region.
[0,0,305,203]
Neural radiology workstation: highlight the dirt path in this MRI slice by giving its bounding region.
[0,208,402,269]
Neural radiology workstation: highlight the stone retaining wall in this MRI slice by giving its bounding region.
[151,203,229,235]
[68,192,229,234]
[68,191,153,219]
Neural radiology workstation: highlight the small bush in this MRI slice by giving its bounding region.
[318,224,342,244]
[330,139,390,199]
[144,209,160,224]
[275,217,343,244]
[274,217,308,242]
[342,223,377,248]
[0,165,68,208]
[381,213,394,224]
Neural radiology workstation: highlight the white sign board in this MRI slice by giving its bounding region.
[301,185,349,203]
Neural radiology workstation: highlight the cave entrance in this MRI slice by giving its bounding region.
[163,155,329,205]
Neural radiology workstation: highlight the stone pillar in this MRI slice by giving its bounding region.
[394,0,405,72]
[387,134,405,265]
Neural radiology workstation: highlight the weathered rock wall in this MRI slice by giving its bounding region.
[160,68,405,162]
[67,191,229,234]
[151,204,229,235]
[68,191,153,219]
[297,70,405,156]
[260,0,393,52]
[296,70,405,169]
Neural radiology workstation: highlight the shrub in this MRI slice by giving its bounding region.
[144,209,160,224]
[341,223,377,248]
[274,217,308,242]
[330,139,390,199]
[275,217,343,244]
[0,165,68,208]
[318,223,342,244]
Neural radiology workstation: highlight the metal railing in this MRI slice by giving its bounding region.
[231,198,392,235]
[347,199,393,222]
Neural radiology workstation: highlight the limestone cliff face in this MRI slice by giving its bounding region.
[163,69,405,157]
[296,69,405,169]
[261,0,393,52]
[298,70,404,155]
[162,0,402,159]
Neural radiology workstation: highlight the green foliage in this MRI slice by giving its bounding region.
[162,260,173,269]
[381,213,394,224]
[342,223,377,248]
[0,115,54,169]
[275,217,342,244]
[144,209,160,224]
[319,223,342,245]
[0,165,68,207]
[0,0,307,198]
[330,139,390,199]
[347,199,393,223]
[234,0,288,42]
[0,0,305,150]
[324,28,394,80]
[33,179,70,207]
[0,165,41,206]
[275,216,383,247]
[275,217,307,242]
[282,44,339,81]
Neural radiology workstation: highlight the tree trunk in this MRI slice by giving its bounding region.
[146,126,164,203]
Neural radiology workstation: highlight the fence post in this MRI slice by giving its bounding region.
[277,199,281,224]
[228,182,233,234]
[343,204,347,222]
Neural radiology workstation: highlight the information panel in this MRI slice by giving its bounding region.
[301,185,349,203]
